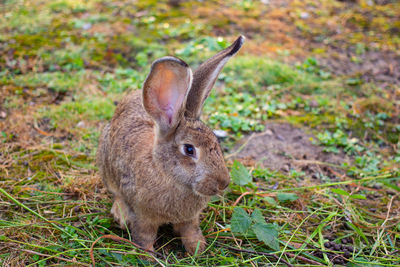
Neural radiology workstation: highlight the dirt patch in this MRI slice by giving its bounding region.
[317,48,400,86]
[233,123,350,179]
[254,0,400,86]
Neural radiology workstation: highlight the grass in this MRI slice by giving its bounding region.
[1,0,399,266]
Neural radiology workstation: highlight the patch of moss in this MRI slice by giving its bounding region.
[287,113,338,129]
[5,71,84,92]
[42,96,116,124]
[224,56,320,93]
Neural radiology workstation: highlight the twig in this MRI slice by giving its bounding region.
[225,132,257,159]
[292,159,347,169]
[89,234,165,267]
[284,252,324,266]
[382,195,397,228]
[371,194,398,255]
[325,166,347,179]
[225,131,273,159]
[204,228,230,238]
[33,120,52,136]
[232,191,252,206]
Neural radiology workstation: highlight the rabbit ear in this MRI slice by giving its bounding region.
[143,56,192,136]
[185,35,245,119]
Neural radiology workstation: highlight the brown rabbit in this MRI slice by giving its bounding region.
[97,36,244,255]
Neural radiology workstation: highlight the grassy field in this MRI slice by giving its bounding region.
[1,0,399,266]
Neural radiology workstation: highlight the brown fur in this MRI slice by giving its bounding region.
[97,36,244,254]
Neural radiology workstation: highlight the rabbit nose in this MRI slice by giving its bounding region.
[218,176,230,190]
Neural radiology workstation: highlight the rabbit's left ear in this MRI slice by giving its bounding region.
[143,57,192,136]
[185,36,245,119]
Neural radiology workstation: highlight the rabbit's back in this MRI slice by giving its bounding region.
[97,91,154,197]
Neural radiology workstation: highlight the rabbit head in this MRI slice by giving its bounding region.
[142,36,245,196]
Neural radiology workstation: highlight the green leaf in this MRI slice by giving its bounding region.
[251,209,265,224]
[252,223,279,251]
[346,78,362,86]
[231,207,251,234]
[331,188,350,196]
[349,194,366,200]
[264,196,277,206]
[277,193,298,202]
[230,160,252,186]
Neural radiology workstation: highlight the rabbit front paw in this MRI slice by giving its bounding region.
[182,234,206,255]
[174,219,206,255]
[111,197,134,230]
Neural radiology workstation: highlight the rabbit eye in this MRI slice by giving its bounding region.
[182,144,196,158]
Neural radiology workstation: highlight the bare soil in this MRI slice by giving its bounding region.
[234,122,350,179]
[317,48,400,85]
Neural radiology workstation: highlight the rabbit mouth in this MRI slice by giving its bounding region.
[192,179,226,197]
[193,187,219,197]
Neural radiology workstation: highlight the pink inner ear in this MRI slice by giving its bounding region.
[163,104,174,124]
[157,68,184,125]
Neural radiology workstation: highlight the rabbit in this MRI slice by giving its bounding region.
[97,36,245,255]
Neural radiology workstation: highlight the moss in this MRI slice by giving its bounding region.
[5,71,84,92]
[42,96,116,124]
[287,113,338,129]
[224,56,320,93]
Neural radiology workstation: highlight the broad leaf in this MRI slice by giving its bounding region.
[231,207,251,234]
[349,194,366,200]
[277,193,298,202]
[331,188,350,196]
[252,223,279,251]
[251,209,265,224]
[264,196,277,206]
[231,160,252,186]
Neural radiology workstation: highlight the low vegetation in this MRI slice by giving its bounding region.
[1,0,399,266]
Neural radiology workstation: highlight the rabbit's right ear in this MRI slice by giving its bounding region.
[185,36,245,119]
[143,57,192,137]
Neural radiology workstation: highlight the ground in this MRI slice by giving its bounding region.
[233,122,350,178]
[0,0,399,266]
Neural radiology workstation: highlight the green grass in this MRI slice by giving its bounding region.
[1,0,399,266]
